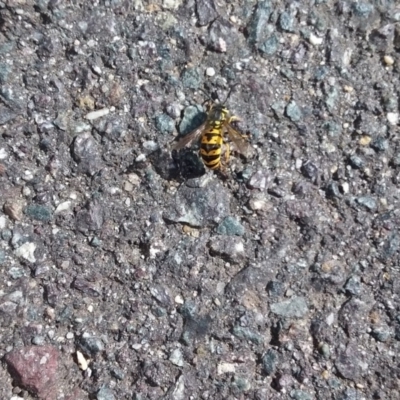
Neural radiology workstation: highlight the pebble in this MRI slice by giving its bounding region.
[217,362,236,375]
[4,345,59,399]
[3,199,24,221]
[178,105,205,136]
[15,242,37,263]
[96,387,115,400]
[286,100,302,122]
[344,275,362,296]
[259,34,278,56]
[77,350,89,370]
[54,201,72,214]
[25,204,52,222]
[279,11,294,32]
[181,67,202,89]
[209,236,245,263]
[155,113,175,134]
[387,112,399,125]
[165,103,181,119]
[85,108,110,120]
[371,326,391,342]
[232,325,263,345]
[162,0,182,10]
[270,296,308,318]
[166,179,230,227]
[79,335,104,356]
[359,135,372,146]
[169,348,184,367]
[216,216,245,236]
[247,0,272,44]
[205,67,215,77]
[356,196,377,211]
[383,55,394,66]
[309,33,323,45]
[290,390,313,400]
[262,349,279,375]
[0,147,8,159]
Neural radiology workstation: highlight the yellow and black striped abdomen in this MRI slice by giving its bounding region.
[199,126,224,170]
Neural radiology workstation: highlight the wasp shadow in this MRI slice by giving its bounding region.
[146,147,205,182]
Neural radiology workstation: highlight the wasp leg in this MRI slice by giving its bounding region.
[229,116,241,123]
[225,142,230,164]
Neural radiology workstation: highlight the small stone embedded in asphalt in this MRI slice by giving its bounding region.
[71,132,102,176]
[356,196,377,211]
[262,348,279,375]
[216,216,245,236]
[259,34,279,56]
[349,154,365,169]
[208,235,245,263]
[79,335,105,356]
[181,67,202,89]
[76,200,104,233]
[279,11,294,32]
[196,0,218,26]
[97,386,115,400]
[370,136,389,152]
[324,85,339,112]
[24,204,52,222]
[155,113,175,135]
[380,232,400,259]
[290,390,314,400]
[286,100,303,122]
[266,280,285,297]
[301,160,318,181]
[178,105,205,136]
[150,284,173,307]
[15,242,37,263]
[165,179,230,227]
[247,0,272,45]
[270,296,308,318]
[335,343,362,381]
[371,325,391,342]
[4,345,59,399]
[232,325,263,345]
[344,275,362,296]
[352,2,374,18]
[169,348,184,367]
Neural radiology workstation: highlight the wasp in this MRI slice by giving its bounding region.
[172,88,251,171]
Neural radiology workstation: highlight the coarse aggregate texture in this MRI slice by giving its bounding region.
[0,0,400,399]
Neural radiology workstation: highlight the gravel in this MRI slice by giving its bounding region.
[0,1,400,399]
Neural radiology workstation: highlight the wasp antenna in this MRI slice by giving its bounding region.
[197,88,212,102]
[222,83,240,105]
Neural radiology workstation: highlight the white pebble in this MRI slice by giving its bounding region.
[0,148,8,160]
[15,242,37,263]
[309,33,323,46]
[217,362,236,375]
[85,108,110,120]
[77,350,89,371]
[383,55,394,66]
[174,295,184,304]
[55,201,72,214]
[135,154,146,162]
[341,182,349,194]
[387,112,399,125]
[206,67,215,77]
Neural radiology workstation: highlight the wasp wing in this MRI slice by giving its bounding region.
[171,121,207,150]
[226,124,252,158]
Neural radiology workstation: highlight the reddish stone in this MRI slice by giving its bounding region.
[4,345,59,400]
